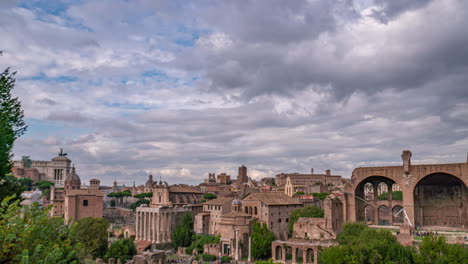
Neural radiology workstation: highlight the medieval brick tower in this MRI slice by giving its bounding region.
[238,165,248,184]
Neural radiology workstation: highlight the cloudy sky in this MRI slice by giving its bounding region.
[1,0,467,186]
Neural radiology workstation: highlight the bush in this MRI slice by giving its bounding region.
[377,191,403,201]
[221,256,232,263]
[201,254,217,261]
[104,239,136,263]
[311,192,329,200]
[295,191,305,195]
[186,234,220,254]
[320,223,414,264]
[70,217,109,259]
[203,193,217,200]
[110,200,116,207]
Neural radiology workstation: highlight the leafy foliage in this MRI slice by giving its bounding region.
[0,61,27,202]
[133,192,153,199]
[295,191,305,195]
[129,199,150,211]
[104,239,136,263]
[251,220,275,260]
[0,174,25,202]
[110,199,116,207]
[18,177,33,191]
[289,206,324,232]
[413,236,468,264]
[320,223,414,264]
[36,180,54,191]
[255,259,276,264]
[186,234,220,254]
[311,192,329,200]
[221,256,232,263]
[172,212,194,248]
[0,196,80,263]
[70,217,109,259]
[377,191,403,201]
[203,193,217,200]
[201,254,217,261]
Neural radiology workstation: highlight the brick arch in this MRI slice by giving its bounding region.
[411,171,468,192]
[413,172,468,228]
[354,175,401,225]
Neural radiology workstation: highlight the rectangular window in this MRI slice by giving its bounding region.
[83,200,88,206]
[278,218,281,223]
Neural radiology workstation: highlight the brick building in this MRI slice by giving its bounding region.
[241,192,303,240]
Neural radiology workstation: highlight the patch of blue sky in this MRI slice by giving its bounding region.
[18,0,93,32]
[19,73,79,83]
[100,101,159,111]
[182,76,200,87]
[142,70,179,83]
[23,118,93,139]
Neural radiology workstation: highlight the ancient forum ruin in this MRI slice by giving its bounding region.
[343,150,468,230]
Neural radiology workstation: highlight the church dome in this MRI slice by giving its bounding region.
[145,174,155,187]
[232,199,242,206]
[65,167,81,189]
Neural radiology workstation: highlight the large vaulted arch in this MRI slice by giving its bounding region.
[413,173,468,228]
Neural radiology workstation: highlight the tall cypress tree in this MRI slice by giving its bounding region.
[0,51,28,201]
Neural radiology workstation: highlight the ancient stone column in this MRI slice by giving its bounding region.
[156,213,160,243]
[135,211,139,240]
[143,211,147,241]
[234,229,239,261]
[303,249,307,264]
[281,247,286,263]
[292,247,297,264]
[248,236,252,262]
[313,248,318,264]
[373,183,379,225]
[387,182,393,225]
[152,211,156,243]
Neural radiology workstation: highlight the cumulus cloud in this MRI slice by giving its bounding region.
[2,0,467,185]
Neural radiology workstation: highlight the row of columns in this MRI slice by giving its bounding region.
[135,210,172,243]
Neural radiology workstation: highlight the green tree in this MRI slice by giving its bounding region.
[251,220,275,260]
[18,177,33,191]
[70,217,109,259]
[289,206,324,232]
[203,193,217,200]
[0,174,25,202]
[413,235,468,264]
[377,191,403,201]
[130,199,150,211]
[186,234,220,254]
[36,180,54,198]
[319,223,414,264]
[172,212,194,248]
[0,57,28,201]
[0,196,80,263]
[104,239,136,263]
[133,192,153,199]
[311,192,329,200]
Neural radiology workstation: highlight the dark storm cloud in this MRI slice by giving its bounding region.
[200,0,359,44]
[182,0,468,102]
[372,0,433,23]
